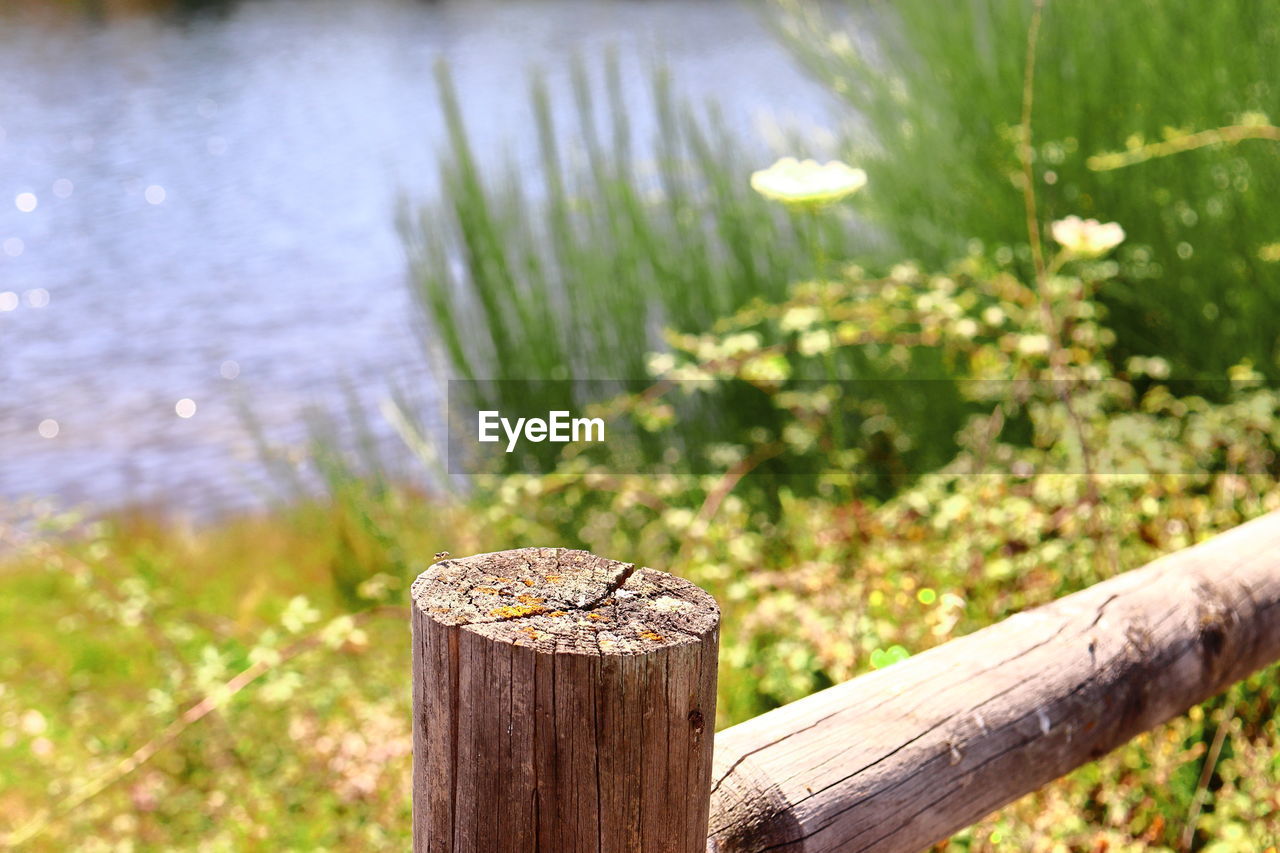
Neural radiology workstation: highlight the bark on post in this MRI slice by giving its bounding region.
[707,509,1280,853]
[411,547,719,853]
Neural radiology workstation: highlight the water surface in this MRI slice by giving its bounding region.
[0,0,837,516]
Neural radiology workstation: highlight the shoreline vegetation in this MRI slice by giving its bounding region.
[6,0,1280,849]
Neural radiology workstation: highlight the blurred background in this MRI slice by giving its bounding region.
[0,0,835,515]
[4,1,1280,850]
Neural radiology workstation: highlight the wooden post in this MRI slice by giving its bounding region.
[707,509,1280,853]
[411,547,719,853]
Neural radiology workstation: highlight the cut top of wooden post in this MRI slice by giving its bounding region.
[410,546,718,655]
[411,547,720,853]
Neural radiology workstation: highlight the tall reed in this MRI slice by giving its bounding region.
[778,0,1280,378]
[401,57,856,411]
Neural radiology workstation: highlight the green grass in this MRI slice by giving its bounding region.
[777,0,1280,379]
[407,57,832,386]
[7,249,1280,850]
[9,5,1280,848]
[399,56,924,476]
[3,439,1278,850]
[405,1,1280,481]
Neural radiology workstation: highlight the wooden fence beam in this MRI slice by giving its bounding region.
[411,547,719,853]
[707,510,1280,853]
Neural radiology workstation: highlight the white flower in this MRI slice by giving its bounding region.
[780,305,823,332]
[281,595,321,634]
[750,157,867,206]
[20,710,47,736]
[797,329,834,356]
[1017,334,1052,356]
[646,352,676,377]
[1050,215,1125,258]
[723,332,762,355]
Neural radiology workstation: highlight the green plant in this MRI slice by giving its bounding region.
[401,57,880,470]
[409,58,835,382]
[6,239,1280,848]
[777,0,1280,379]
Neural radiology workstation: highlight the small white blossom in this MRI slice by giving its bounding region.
[723,332,762,355]
[797,329,834,356]
[281,596,321,634]
[1050,215,1125,258]
[750,157,867,205]
[20,710,46,736]
[1017,334,1052,356]
[780,305,823,332]
[646,352,676,376]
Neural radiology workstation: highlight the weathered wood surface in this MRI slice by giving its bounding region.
[411,547,719,853]
[708,510,1280,853]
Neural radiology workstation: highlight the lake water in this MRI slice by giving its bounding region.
[0,0,838,517]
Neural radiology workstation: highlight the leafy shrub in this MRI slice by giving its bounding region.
[6,242,1280,847]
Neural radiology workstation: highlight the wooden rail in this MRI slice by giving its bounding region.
[410,511,1280,852]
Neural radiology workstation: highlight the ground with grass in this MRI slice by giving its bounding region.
[5,260,1280,851]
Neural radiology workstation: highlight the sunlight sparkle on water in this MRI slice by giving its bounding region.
[14,193,36,213]
[175,398,197,418]
[3,238,22,257]
[25,289,49,308]
[52,179,73,199]
[0,292,17,311]
[38,419,59,439]
[145,185,167,205]
[220,360,240,380]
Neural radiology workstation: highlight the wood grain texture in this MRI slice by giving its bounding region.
[411,547,719,853]
[708,510,1280,853]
